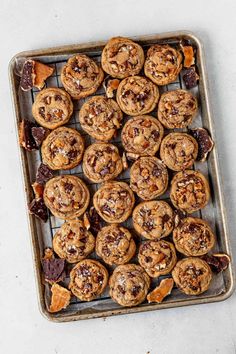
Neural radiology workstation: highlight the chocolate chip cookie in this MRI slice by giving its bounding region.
[44,175,90,219]
[96,225,136,265]
[93,181,135,223]
[170,170,210,213]
[109,264,150,307]
[158,89,198,129]
[132,200,174,240]
[79,95,123,141]
[144,44,182,85]
[116,76,159,116]
[61,54,104,100]
[32,87,73,129]
[101,37,144,78]
[53,220,95,263]
[138,240,177,278]
[69,259,108,301]
[160,132,198,171]
[121,115,164,156]
[172,257,212,295]
[41,127,84,170]
[130,157,168,200]
[83,143,123,183]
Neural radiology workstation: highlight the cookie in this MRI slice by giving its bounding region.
[130,157,168,200]
[41,127,84,170]
[101,37,144,79]
[132,200,174,240]
[96,225,136,265]
[138,240,177,278]
[160,132,198,171]
[61,54,104,100]
[173,217,215,256]
[43,175,90,220]
[53,220,95,263]
[144,44,182,85]
[69,259,108,301]
[79,95,123,141]
[116,76,159,116]
[32,88,73,129]
[157,89,198,129]
[121,115,164,156]
[172,257,212,295]
[109,264,150,307]
[93,181,135,223]
[170,170,210,213]
[82,143,123,183]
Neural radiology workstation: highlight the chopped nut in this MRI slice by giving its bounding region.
[126,152,140,161]
[174,209,186,227]
[83,212,91,230]
[103,76,120,98]
[183,67,199,89]
[31,126,49,147]
[202,253,230,273]
[42,256,66,284]
[34,61,54,90]
[36,163,54,185]
[28,198,48,222]
[122,152,128,169]
[147,278,174,303]
[189,128,214,162]
[32,182,44,199]
[19,119,38,151]
[180,43,195,68]
[43,248,54,260]
[20,59,54,91]
[49,283,71,313]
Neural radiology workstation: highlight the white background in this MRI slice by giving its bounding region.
[0,1,236,353]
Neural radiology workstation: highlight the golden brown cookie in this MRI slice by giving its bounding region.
[170,170,210,213]
[116,76,159,116]
[172,257,212,295]
[160,132,198,171]
[61,54,104,100]
[69,259,108,301]
[121,116,164,156]
[41,127,84,170]
[93,181,135,223]
[130,157,168,200]
[101,37,144,79]
[173,217,215,256]
[96,225,136,265]
[32,88,73,129]
[132,200,174,240]
[43,175,90,220]
[138,240,177,278]
[109,264,150,307]
[79,95,123,141]
[144,44,182,85]
[82,143,123,183]
[53,220,95,263]
[157,89,198,129]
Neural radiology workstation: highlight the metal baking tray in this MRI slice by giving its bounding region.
[9,31,235,322]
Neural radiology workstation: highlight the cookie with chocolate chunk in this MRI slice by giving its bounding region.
[83,143,123,183]
[43,175,90,220]
[96,225,136,265]
[130,157,168,200]
[61,54,104,100]
[93,181,135,223]
[41,127,84,170]
[69,259,108,301]
[132,200,174,240]
[101,37,144,79]
[116,76,159,116]
[32,88,73,129]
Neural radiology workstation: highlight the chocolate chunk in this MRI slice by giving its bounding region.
[67,150,78,160]
[202,254,230,273]
[28,198,48,222]
[88,207,102,234]
[189,128,214,162]
[117,285,125,294]
[183,67,199,89]
[151,130,160,140]
[64,182,73,193]
[78,265,91,277]
[20,60,35,91]
[131,285,141,297]
[31,126,49,147]
[36,163,54,184]
[100,167,110,176]
[162,214,170,223]
[19,119,38,151]
[42,257,65,283]
[152,165,161,177]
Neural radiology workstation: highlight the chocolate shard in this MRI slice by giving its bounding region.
[88,206,102,234]
[36,163,54,185]
[28,198,48,222]
[31,126,49,147]
[202,253,230,273]
[42,257,66,283]
[20,60,35,91]
[189,128,214,162]
[183,67,199,89]
[19,119,38,151]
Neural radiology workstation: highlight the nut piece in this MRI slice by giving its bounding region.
[122,152,128,169]
[180,44,195,68]
[189,128,214,162]
[183,67,199,89]
[83,212,91,230]
[126,152,140,161]
[49,283,71,313]
[147,278,174,303]
[202,253,230,273]
[32,182,44,199]
[103,77,120,98]
[43,247,54,260]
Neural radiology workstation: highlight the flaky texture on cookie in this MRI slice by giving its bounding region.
[101,37,144,79]
[109,264,150,307]
[43,175,90,220]
[69,259,108,301]
[61,54,104,99]
[172,257,212,295]
[32,87,73,129]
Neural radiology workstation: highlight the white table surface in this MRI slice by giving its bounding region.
[0,1,236,353]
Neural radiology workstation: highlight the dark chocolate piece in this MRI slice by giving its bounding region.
[19,119,38,151]
[20,60,35,91]
[183,67,199,89]
[28,198,48,222]
[202,254,230,273]
[36,163,54,185]
[31,126,49,147]
[189,128,214,162]
[88,206,102,234]
[42,258,66,283]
